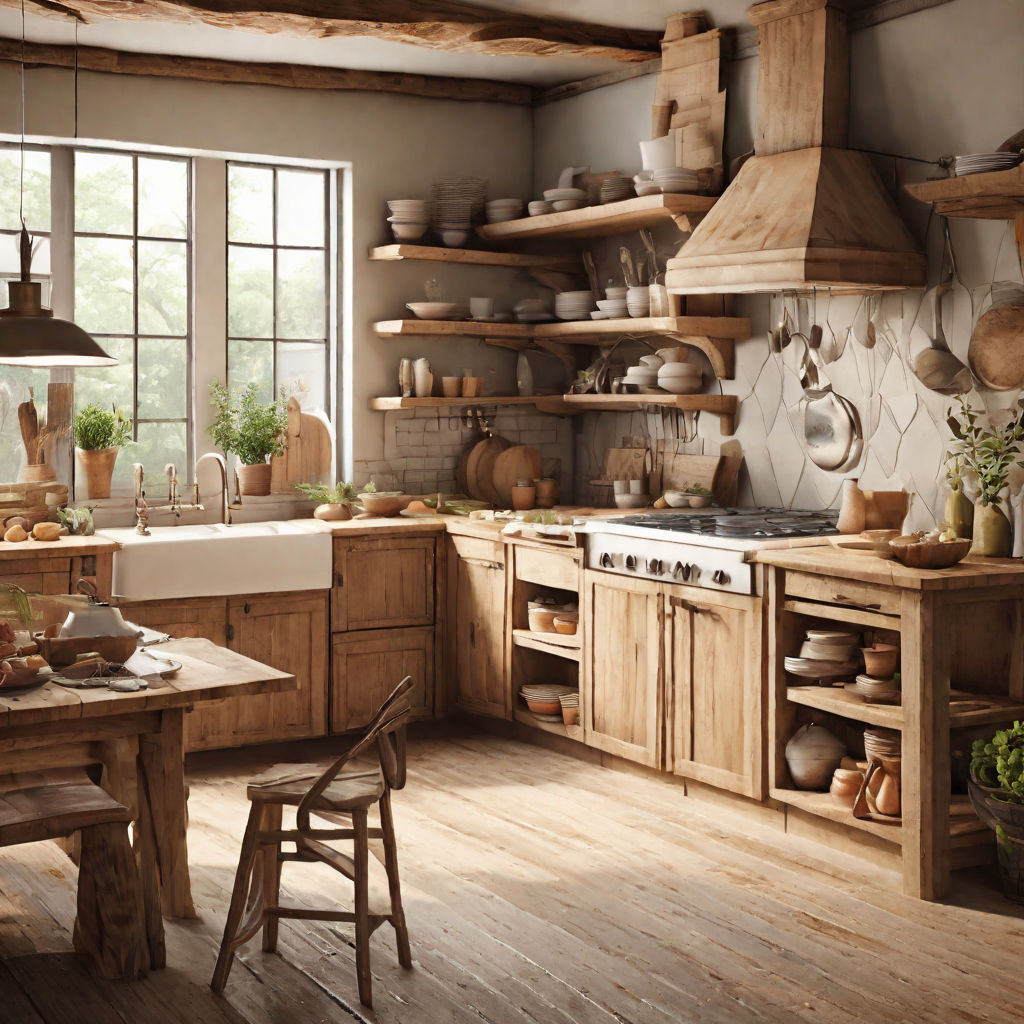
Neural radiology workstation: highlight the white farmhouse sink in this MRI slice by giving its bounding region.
[98,520,334,600]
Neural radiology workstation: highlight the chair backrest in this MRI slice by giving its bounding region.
[297,676,413,831]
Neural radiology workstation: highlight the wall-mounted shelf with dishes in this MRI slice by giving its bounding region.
[368,244,579,272]
[373,319,534,340]
[904,164,1024,220]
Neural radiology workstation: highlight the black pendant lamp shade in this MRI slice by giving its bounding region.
[0,229,116,367]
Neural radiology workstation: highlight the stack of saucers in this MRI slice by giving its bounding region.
[784,627,861,685]
[520,683,577,721]
[542,187,588,212]
[593,297,627,319]
[528,200,554,217]
[433,177,487,220]
[386,199,432,242]
[652,167,700,194]
[952,152,1021,176]
[554,290,594,321]
[600,176,635,204]
[485,198,524,223]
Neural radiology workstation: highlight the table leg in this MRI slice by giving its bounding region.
[139,708,197,921]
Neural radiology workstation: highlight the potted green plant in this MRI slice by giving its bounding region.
[208,382,288,496]
[74,403,132,499]
[294,480,358,522]
[946,397,1024,557]
[970,722,1024,902]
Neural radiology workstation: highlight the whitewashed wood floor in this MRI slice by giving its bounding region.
[1,726,1023,1024]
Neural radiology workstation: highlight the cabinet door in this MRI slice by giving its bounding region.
[333,536,436,632]
[115,597,228,646]
[666,589,764,798]
[187,591,328,751]
[331,626,433,733]
[583,571,663,768]
[449,537,506,718]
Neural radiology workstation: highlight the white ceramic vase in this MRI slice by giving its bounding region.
[413,358,433,398]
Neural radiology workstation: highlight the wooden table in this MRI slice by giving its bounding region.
[0,637,295,970]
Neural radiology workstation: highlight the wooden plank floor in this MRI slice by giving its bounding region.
[1,725,1023,1023]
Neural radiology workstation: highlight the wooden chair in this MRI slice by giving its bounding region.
[0,771,145,980]
[211,675,414,1007]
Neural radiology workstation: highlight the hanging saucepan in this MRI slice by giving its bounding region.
[797,344,857,471]
[968,281,1024,391]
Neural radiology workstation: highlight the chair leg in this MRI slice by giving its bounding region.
[379,790,412,969]
[260,803,283,953]
[352,809,372,1008]
[211,803,263,994]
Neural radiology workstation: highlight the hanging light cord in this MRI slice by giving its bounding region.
[19,0,26,230]
[74,19,78,138]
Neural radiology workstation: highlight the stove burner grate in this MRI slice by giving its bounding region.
[612,507,839,540]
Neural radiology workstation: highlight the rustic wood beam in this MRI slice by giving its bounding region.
[0,0,663,62]
[0,36,534,104]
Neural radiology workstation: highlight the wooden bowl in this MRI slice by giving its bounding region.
[34,632,137,668]
[552,616,578,635]
[357,492,408,517]
[528,608,558,633]
[888,536,971,569]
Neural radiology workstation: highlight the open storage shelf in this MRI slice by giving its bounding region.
[512,628,580,661]
[368,243,578,271]
[904,165,1024,219]
[512,705,583,742]
[373,319,533,340]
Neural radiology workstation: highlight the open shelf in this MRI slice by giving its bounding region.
[555,393,738,433]
[369,395,567,412]
[533,314,750,341]
[782,598,898,631]
[512,628,581,661]
[770,787,902,842]
[476,194,716,241]
[513,705,583,743]
[373,319,534,340]
[368,243,578,271]
[904,165,1024,219]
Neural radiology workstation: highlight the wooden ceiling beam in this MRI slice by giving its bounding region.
[0,0,663,62]
[0,36,534,103]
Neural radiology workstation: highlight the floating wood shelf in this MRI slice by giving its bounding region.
[476,194,716,241]
[369,395,564,412]
[512,705,583,743]
[771,787,902,842]
[904,165,1024,220]
[512,629,581,661]
[368,244,579,271]
[373,319,533,340]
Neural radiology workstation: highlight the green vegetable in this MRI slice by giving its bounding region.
[971,721,1024,802]
[685,484,713,496]
[74,403,132,450]
[361,480,378,494]
[56,506,95,536]
[293,481,358,505]
[208,382,288,466]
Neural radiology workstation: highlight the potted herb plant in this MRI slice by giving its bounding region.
[74,403,132,499]
[294,480,358,522]
[946,397,1024,557]
[208,382,288,496]
[969,721,1024,902]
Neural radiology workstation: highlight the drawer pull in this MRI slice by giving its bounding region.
[336,571,344,587]
[226,624,235,642]
[834,593,881,610]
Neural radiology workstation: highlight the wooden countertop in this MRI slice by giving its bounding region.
[323,516,447,538]
[756,546,1024,591]
[0,534,121,561]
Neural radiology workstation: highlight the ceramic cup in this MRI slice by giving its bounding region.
[613,479,629,495]
[629,479,645,495]
[470,297,494,319]
[461,376,483,397]
[442,376,461,398]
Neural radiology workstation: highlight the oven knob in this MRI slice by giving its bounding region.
[600,551,614,569]
[712,569,730,586]
[673,561,693,581]
[647,558,663,575]
[624,554,637,570]
[690,564,700,581]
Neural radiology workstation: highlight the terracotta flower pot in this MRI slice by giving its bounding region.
[237,461,272,496]
[76,447,119,499]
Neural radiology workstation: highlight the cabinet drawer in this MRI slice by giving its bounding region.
[332,536,436,632]
[450,534,504,568]
[331,626,434,732]
[785,571,901,616]
[514,545,579,592]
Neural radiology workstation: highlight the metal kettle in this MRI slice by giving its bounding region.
[59,579,139,639]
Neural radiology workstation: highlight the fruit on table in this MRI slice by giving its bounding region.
[3,524,28,542]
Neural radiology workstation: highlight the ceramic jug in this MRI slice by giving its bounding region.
[944,481,974,540]
[836,479,866,534]
[413,358,433,399]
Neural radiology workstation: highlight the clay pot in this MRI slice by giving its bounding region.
[971,501,1012,557]
[861,643,899,678]
[875,758,902,817]
[785,723,847,791]
[511,483,535,511]
[862,489,911,531]
[237,461,272,496]
[944,484,974,540]
[534,477,560,509]
[836,479,866,534]
[76,447,119,499]
[313,502,351,522]
[830,768,864,809]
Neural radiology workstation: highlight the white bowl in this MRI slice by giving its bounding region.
[543,188,587,201]
[658,378,702,395]
[391,223,427,241]
[552,199,586,212]
[635,182,662,196]
[638,354,664,368]
[658,362,701,377]
[663,491,693,507]
[656,347,687,363]
[439,230,469,246]
[528,201,554,216]
[407,302,462,320]
[614,493,649,509]
[596,299,627,314]
[605,287,628,299]
[559,290,593,302]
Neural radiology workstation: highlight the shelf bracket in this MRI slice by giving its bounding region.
[663,332,734,380]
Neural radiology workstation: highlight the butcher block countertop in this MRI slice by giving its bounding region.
[0,534,121,561]
[756,547,1024,590]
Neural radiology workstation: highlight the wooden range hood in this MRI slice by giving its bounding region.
[666,0,925,294]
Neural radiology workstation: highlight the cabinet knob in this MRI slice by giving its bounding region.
[335,571,344,587]
[226,623,235,642]
[243,602,251,614]
[469,620,476,646]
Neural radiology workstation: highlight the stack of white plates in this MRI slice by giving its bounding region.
[542,187,588,212]
[433,177,487,221]
[600,176,635,204]
[595,298,627,318]
[622,365,660,391]
[485,198,524,223]
[387,199,432,242]
[952,152,1021,176]
[652,167,699,194]
[528,200,554,217]
[554,290,594,321]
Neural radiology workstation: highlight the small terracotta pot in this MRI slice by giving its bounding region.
[511,484,535,511]
[830,768,863,809]
[534,477,559,508]
[237,461,272,496]
[861,643,899,678]
[76,447,119,499]
[313,502,351,521]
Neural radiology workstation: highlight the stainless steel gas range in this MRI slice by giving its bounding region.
[576,508,840,595]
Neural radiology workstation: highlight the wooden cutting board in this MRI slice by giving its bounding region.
[656,452,722,496]
[968,305,1024,390]
[602,447,650,481]
[491,445,542,507]
[270,397,334,493]
[466,436,511,503]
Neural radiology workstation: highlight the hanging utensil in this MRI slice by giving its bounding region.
[619,246,637,288]
[639,229,659,284]
[798,336,857,471]
[582,251,600,299]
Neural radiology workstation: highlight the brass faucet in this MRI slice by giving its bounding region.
[133,462,203,535]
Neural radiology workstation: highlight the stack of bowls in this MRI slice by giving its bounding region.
[528,200,554,217]
[554,290,594,321]
[387,199,431,242]
[626,287,651,318]
[431,196,472,246]
[652,167,700,194]
[559,690,580,726]
[485,198,524,224]
[634,172,661,197]
[850,642,900,704]
[623,355,662,393]
[594,297,627,320]
[542,187,588,212]
[784,627,861,685]
[606,286,628,302]
[433,177,486,221]
[520,683,577,720]
[657,362,702,395]
[600,176,634,204]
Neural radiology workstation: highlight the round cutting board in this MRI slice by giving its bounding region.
[491,445,542,507]
[968,305,1024,391]
[466,436,510,502]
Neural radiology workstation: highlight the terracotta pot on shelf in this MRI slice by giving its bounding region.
[534,477,560,508]
[237,461,272,496]
[829,768,864,809]
[76,447,119,499]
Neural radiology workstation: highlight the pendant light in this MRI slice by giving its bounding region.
[0,1,116,367]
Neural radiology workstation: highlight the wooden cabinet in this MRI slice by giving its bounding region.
[447,535,507,719]
[582,570,663,768]
[665,588,764,798]
[118,591,328,752]
[332,536,435,633]
[331,626,433,732]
